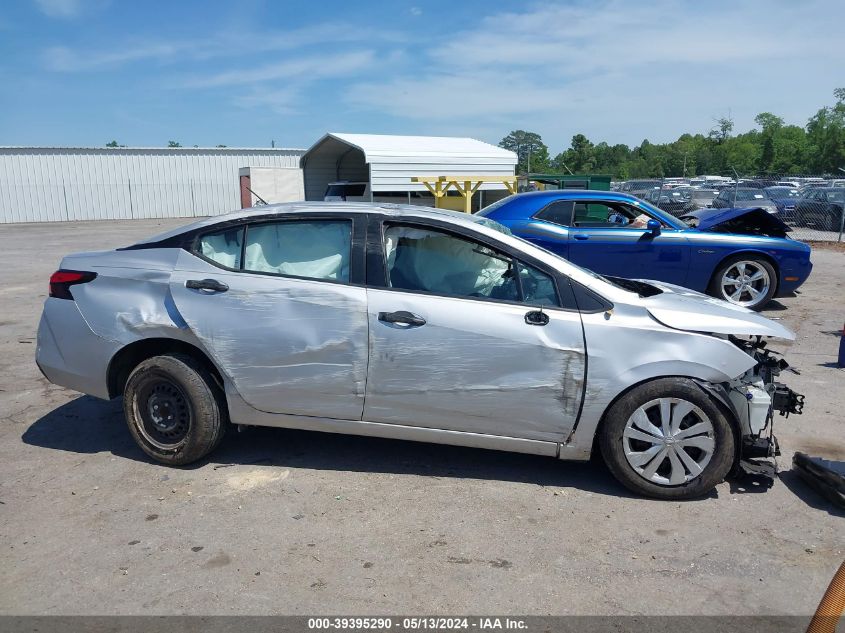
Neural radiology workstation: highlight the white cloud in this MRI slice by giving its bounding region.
[34,0,106,19]
[41,23,403,72]
[235,87,302,115]
[186,50,376,88]
[410,7,422,16]
[43,43,181,71]
[345,0,845,148]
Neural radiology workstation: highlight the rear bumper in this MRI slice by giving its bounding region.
[36,298,118,400]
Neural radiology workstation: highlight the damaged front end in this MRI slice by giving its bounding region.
[681,206,791,238]
[725,335,804,478]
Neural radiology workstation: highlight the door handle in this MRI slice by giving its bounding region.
[573,234,589,240]
[186,278,229,292]
[524,310,549,326]
[378,310,426,327]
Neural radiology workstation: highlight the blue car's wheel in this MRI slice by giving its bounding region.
[708,256,776,311]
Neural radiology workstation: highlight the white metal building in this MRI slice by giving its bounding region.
[301,133,517,208]
[0,146,304,223]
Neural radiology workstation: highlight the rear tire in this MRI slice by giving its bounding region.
[599,378,735,500]
[123,353,227,465]
[708,255,776,311]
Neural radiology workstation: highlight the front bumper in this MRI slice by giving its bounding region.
[776,257,812,297]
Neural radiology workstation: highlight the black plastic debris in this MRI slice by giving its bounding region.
[792,452,845,509]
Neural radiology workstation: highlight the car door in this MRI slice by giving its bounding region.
[169,215,369,420]
[565,200,690,285]
[363,217,586,443]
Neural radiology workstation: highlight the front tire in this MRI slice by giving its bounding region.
[123,353,227,465]
[599,378,736,500]
[708,255,776,311]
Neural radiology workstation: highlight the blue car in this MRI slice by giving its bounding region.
[477,190,812,310]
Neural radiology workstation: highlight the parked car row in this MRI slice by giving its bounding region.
[618,179,844,232]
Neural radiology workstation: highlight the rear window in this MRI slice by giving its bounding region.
[476,195,516,217]
[325,183,366,197]
[195,220,353,283]
[198,227,244,269]
[244,220,352,282]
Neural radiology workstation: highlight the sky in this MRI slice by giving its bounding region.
[0,0,842,153]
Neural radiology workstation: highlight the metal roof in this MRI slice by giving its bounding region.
[309,133,517,162]
[0,146,305,152]
[300,133,517,198]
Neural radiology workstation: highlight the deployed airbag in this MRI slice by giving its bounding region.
[245,221,351,282]
[384,226,514,299]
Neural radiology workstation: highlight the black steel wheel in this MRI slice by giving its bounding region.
[123,353,227,465]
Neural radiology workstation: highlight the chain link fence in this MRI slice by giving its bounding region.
[620,175,845,242]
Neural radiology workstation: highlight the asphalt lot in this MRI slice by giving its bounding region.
[0,218,843,616]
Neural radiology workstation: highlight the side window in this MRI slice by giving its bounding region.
[573,202,653,228]
[198,226,244,269]
[573,202,611,225]
[517,262,559,307]
[244,220,352,282]
[535,200,574,226]
[384,225,519,302]
[382,224,564,308]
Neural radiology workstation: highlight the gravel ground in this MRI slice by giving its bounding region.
[0,218,842,616]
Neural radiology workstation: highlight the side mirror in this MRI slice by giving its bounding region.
[646,219,661,235]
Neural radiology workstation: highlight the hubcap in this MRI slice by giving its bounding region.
[721,261,770,307]
[623,398,715,486]
[136,378,191,449]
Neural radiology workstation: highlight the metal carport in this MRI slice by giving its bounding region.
[300,133,517,209]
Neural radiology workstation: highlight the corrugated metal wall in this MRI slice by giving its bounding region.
[0,147,305,223]
[370,157,516,191]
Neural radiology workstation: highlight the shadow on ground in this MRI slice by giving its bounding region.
[22,395,653,499]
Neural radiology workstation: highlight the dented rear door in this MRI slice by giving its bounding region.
[168,217,368,420]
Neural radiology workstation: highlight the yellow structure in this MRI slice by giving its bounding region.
[411,176,518,213]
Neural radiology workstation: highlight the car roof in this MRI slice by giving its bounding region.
[500,189,645,202]
[132,201,495,245]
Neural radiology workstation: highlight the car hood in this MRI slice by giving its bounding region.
[634,280,795,339]
[683,206,790,237]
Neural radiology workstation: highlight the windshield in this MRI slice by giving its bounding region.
[470,215,513,236]
[828,189,845,203]
[734,189,771,201]
[766,187,799,198]
[476,195,516,217]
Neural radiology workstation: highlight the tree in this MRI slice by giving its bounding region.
[496,93,841,179]
[167,141,182,147]
[754,112,784,173]
[105,140,119,147]
[709,116,734,144]
[499,130,549,173]
[806,88,845,173]
[551,134,597,174]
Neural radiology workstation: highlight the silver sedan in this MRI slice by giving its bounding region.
[36,203,804,499]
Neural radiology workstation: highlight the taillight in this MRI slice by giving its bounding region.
[49,270,97,300]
